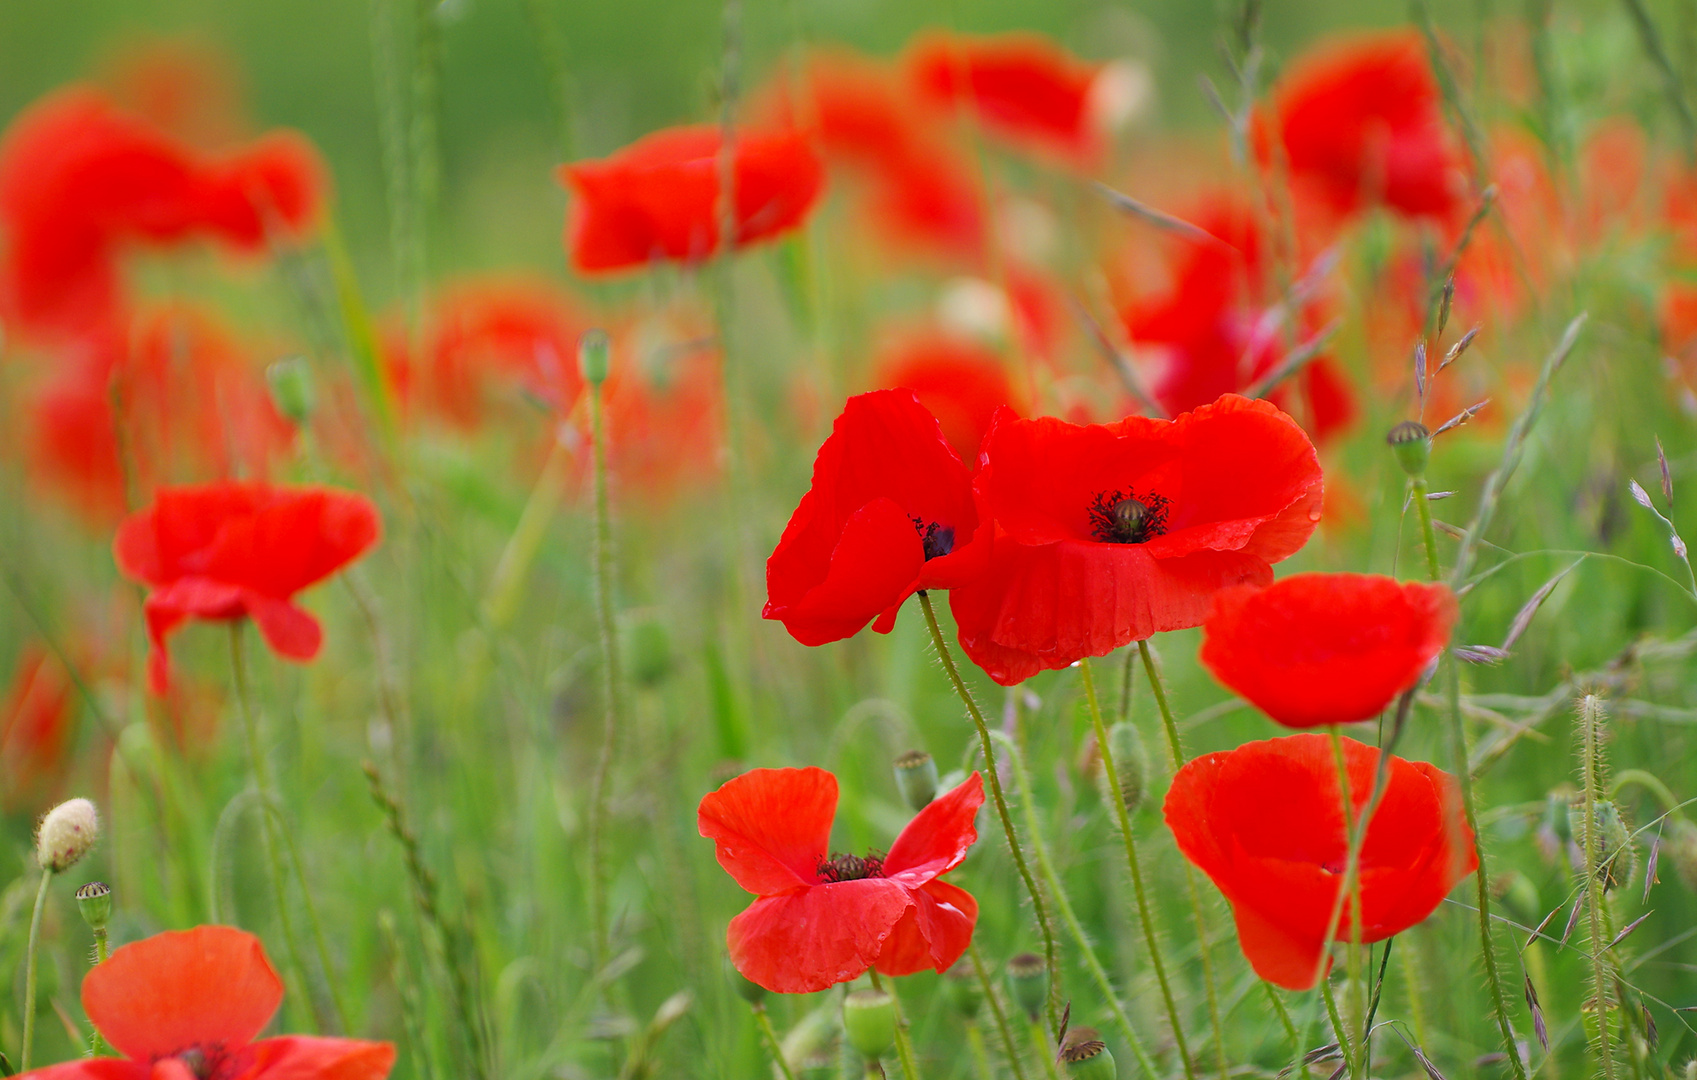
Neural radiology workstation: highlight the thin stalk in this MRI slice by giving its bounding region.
[990,728,1158,1078]
[971,944,1030,1080]
[966,1024,995,1080]
[870,970,922,1080]
[1411,478,1443,581]
[917,592,1060,1036]
[1029,1018,1061,1080]
[1078,656,1195,1080]
[586,377,624,974]
[1320,977,1353,1067]
[19,868,52,1070]
[1326,730,1364,1080]
[89,926,110,1057]
[1263,982,1305,1080]
[1579,695,1618,1080]
[1136,643,1227,1079]
[753,1005,799,1080]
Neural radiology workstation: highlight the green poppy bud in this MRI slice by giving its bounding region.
[1061,1036,1117,1079]
[76,881,112,932]
[842,988,896,1061]
[1569,800,1633,889]
[1005,952,1047,1021]
[1386,420,1431,478]
[893,750,939,811]
[578,329,611,386]
[1094,722,1148,810]
[265,356,316,427]
[624,618,673,688]
[942,959,982,1020]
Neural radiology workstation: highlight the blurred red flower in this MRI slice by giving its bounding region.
[113,482,381,692]
[698,766,983,994]
[1200,573,1457,727]
[949,394,1324,685]
[1265,31,1463,224]
[19,925,393,1080]
[558,125,825,273]
[1163,733,1475,989]
[0,86,323,342]
[765,389,988,645]
[871,333,1020,463]
[1120,195,1355,442]
[599,336,724,500]
[0,646,78,815]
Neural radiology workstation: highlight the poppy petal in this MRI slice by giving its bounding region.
[244,1036,398,1080]
[244,593,324,662]
[10,1062,148,1080]
[698,767,836,895]
[82,925,283,1061]
[725,878,914,994]
[873,878,979,977]
[884,772,984,883]
[766,497,926,646]
[140,579,243,694]
[1228,895,1329,990]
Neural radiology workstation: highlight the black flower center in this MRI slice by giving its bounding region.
[1088,489,1170,544]
[911,516,956,560]
[818,851,886,882]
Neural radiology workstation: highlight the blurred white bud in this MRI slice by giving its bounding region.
[1089,60,1154,134]
[938,277,1010,342]
[998,198,1059,264]
[36,798,99,872]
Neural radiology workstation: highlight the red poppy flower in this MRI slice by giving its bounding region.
[1265,32,1463,224]
[1163,733,1475,989]
[558,125,825,273]
[907,32,1113,165]
[872,334,1020,463]
[0,87,323,342]
[949,394,1324,685]
[699,766,983,994]
[1200,573,1458,728]
[17,925,393,1080]
[0,646,77,815]
[599,333,723,500]
[113,482,382,693]
[765,389,989,646]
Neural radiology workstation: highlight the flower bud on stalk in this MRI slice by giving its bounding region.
[1061,1034,1118,1079]
[1569,799,1633,889]
[842,988,897,1062]
[1005,952,1048,1021]
[1386,420,1432,479]
[37,797,99,872]
[76,881,112,932]
[265,356,315,427]
[1093,722,1148,810]
[943,959,983,1020]
[732,970,767,1006]
[893,750,940,811]
[578,328,611,386]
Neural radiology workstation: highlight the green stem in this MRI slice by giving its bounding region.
[89,928,110,1057]
[1579,695,1618,1080]
[971,944,1029,1080]
[1263,982,1306,1080]
[752,1005,798,1080]
[1320,977,1353,1066]
[1136,643,1227,1079]
[1611,769,1682,816]
[586,377,624,975]
[1029,1017,1061,1080]
[20,868,52,1070]
[917,592,1060,1036]
[1078,657,1195,1080]
[1326,730,1364,1080]
[870,970,922,1080]
[966,1024,996,1080]
[1411,478,1443,582]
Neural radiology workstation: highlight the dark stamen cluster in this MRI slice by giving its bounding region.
[817,851,886,882]
[1087,489,1170,544]
[910,516,956,560]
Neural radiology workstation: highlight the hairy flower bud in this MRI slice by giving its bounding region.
[265,356,315,427]
[578,328,611,386]
[1386,420,1431,478]
[842,988,896,1061]
[1569,800,1633,889]
[1093,722,1148,810]
[76,882,112,931]
[1005,952,1047,1020]
[36,798,99,872]
[893,750,940,811]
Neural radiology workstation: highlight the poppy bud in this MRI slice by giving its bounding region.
[943,959,983,1019]
[76,881,112,931]
[1005,952,1047,1020]
[1060,1036,1117,1079]
[732,970,767,1006]
[894,750,940,810]
[1569,800,1633,889]
[1386,421,1431,478]
[1093,722,1148,810]
[1663,818,1697,893]
[624,618,673,688]
[265,356,315,427]
[578,329,611,386]
[842,988,897,1061]
[36,797,99,872]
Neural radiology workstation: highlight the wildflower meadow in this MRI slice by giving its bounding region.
[3,2,1697,1078]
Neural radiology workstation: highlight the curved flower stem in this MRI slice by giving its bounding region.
[1078,657,1195,1080]
[1611,769,1682,816]
[1578,694,1617,1080]
[586,375,624,975]
[19,867,51,1070]
[1410,478,1443,583]
[966,1024,996,1080]
[1262,982,1305,1080]
[971,943,1030,1080]
[752,1004,798,1080]
[1029,1017,1061,1080]
[1136,642,1227,1080]
[89,927,110,1057]
[869,970,922,1080]
[917,591,1060,1036]
[990,727,1158,1079]
[1320,977,1353,1066]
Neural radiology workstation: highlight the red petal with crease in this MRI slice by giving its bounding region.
[874,878,979,977]
[698,767,836,895]
[246,1036,398,1080]
[884,772,983,884]
[9,1062,147,1080]
[726,879,914,994]
[244,594,324,662]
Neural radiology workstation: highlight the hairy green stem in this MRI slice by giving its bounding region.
[971,944,1029,1080]
[966,1024,996,1080]
[1326,730,1365,1080]
[89,927,110,1057]
[1411,478,1443,582]
[20,868,51,1070]
[752,1005,798,1080]
[586,377,624,975]
[870,970,922,1080]
[1320,977,1353,1067]
[1030,1017,1060,1080]
[1079,656,1195,1080]
[918,592,1060,1035]
[1579,695,1618,1080]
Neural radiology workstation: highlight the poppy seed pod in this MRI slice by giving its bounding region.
[894,750,940,810]
[1004,952,1047,1020]
[1569,800,1633,889]
[578,329,610,386]
[1095,722,1148,810]
[842,989,897,1060]
[1386,420,1431,478]
[76,881,113,931]
[36,797,99,872]
[942,959,983,1019]
[1061,1037,1117,1079]
[265,356,315,427]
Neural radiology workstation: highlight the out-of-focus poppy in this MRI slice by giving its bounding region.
[1264,31,1463,225]
[558,125,825,273]
[1199,573,1458,727]
[14,925,394,1080]
[766,389,988,646]
[0,646,77,815]
[0,87,324,341]
[1163,733,1475,989]
[113,482,382,692]
[871,333,1020,463]
[100,35,245,148]
[599,333,723,500]
[949,394,1324,685]
[699,766,983,994]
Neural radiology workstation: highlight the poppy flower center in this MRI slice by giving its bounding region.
[817,850,886,882]
[910,516,956,560]
[170,1047,216,1079]
[1087,489,1170,544]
